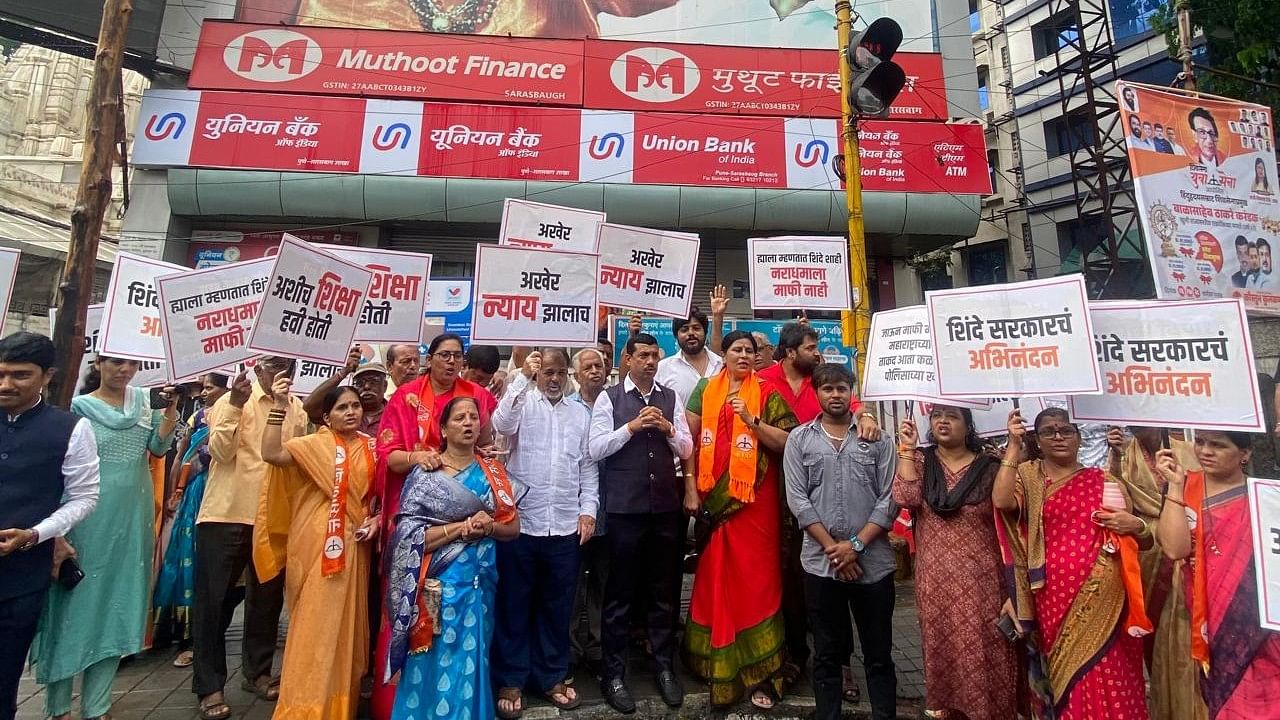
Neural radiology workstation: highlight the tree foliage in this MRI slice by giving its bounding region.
[1153,0,1280,115]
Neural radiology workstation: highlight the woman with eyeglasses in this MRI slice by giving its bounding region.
[993,408,1152,720]
[369,334,498,719]
[1156,432,1280,720]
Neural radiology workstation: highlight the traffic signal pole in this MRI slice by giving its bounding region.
[836,0,872,387]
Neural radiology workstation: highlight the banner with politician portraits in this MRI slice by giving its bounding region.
[498,199,604,253]
[596,224,699,319]
[471,244,598,345]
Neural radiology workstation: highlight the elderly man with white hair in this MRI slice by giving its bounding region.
[566,347,610,677]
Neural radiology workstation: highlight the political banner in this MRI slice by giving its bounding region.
[99,253,188,362]
[1248,477,1280,631]
[597,224,699,319]
[1067,298,1265,431]
[0,247,19,320]
[863,306,988,408]
[472,245,598,345]
[747,236,852,311]
[320,246,430,343]
[498,199,604,252]
[916,396,1046,440]
[156,258,273,382]
[1117,82,1279,314]
[425,278,473,347]
[247,234,374,363]
[927,275,1101,398]
[50,304,168,389]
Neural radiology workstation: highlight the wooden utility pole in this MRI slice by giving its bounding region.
[1175,0,1196,91]
[49,0,133,407]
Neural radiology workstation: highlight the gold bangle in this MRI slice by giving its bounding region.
[1000,460,1019,469]
[897,453,916,461]
[266,418,284,426]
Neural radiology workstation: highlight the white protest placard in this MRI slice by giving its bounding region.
[596,223,699,319]
[1248,477,1280,631]
[471,244,598,345]
[100,252,187,362]
[0,247,19,320]
[747,236,852,311]
[156,258,273,382]
[499,199,604,252]
[247,234,374,364]
[1067,298,1265,432]
[288,344,386,397]
[927,275,1101,398]
[50,304,167,389]
[915,397,1046,441]
[320,246,431,343]
[862,306,989,408]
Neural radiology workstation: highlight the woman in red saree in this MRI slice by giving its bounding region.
[371,333,497,719]
[993,407,1152,720]
[1156,431,1280,720]
[682,331,798,709]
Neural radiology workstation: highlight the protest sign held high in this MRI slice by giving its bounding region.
[157,258,273,382]
[321,246,431,343]
[928,275,1101,398]
[596,224,699,319]
[50,304,167,389]
[1067,298,1265,432]
[747,236,852,311]
[248,234,374,363]
[863,305,988,408]
[100,252,187,362]
[472,244,598,345]
[1117,82,1279,314]
[0,247,18,321]
[498,198,605,253]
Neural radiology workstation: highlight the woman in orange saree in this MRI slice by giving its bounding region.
[1156,431,1280,720]
[256,379,381,720]
[682,331,798,710]
[993,407,1152,720]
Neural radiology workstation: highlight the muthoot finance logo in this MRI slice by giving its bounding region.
[224,29,322,83]
[609,47,701,103]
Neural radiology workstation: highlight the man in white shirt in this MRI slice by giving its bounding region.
[0,332,101,719]
[655,308,723,406]
[567,348,611,673]
[491,349,598,714]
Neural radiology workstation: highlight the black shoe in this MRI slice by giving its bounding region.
[655,670,684,708]
[602,677,636,714]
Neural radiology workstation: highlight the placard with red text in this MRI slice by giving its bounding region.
[471,245,598,345]
[1067,298,1264,431]
[156,258,273,381]
[498,199,604,252]
[100,253,188,362]
[927,275,1101,398]
[247,234,373,363]
[50,304,168,389]
[320,245,431,343]
[862,305,988,408]
[747,236,852,311]
[597,224,699,319]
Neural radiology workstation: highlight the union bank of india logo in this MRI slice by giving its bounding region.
[609,47,701,103]
[794,139,831,168]
[144,112,186,141]
[588,132,626,160]
[372,122,413,151]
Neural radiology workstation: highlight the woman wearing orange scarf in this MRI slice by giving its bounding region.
[1156,432,1280,720]
[682,331,798,709]
[256,378,382,719]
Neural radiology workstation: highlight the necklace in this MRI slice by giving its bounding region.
[819,419,852,450]
[407,0,498,32]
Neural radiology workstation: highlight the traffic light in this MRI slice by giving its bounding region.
[846,17,907,118]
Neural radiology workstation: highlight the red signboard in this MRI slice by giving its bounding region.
[857,121,991,195]
[583,41,947,121]
[188,21,946,121]
[189,91,365,172]
[631,113,788,188]
[418,103,581,181]
[190,22,584,106]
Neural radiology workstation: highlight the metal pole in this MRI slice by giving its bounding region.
[836,0,872,388]
[49,0,133,406]
[1175,0,1196,91]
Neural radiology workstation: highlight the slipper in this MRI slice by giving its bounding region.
[199,697,231,720]
[496,687,523,720]
[842,666,861,704]
[544,682,581,711]
[242,675,281,701]
[750,688,777,710]
[172,650,194,668]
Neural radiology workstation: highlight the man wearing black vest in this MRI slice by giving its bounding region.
[0,332,100,720]
[588,333,693,714]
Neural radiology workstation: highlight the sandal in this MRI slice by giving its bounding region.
[242,675,281,701]
[199,694,232,720]
[496,687,523,719]
[544,682,581,711]
[776,660,803,690]
[750,688,777,710]
[172,650,194,668]
[842,666,861,704]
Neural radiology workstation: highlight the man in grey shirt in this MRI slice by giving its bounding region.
[783,363,898,720]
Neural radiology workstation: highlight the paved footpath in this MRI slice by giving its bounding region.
[18,582,925,719]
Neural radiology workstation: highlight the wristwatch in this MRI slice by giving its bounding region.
[850,536,865,554]
[19,528,39,552]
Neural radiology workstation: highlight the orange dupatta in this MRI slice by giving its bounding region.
[1185,470,1212,672]
[696,371,763,504]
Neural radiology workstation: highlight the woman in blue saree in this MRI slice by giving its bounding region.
[385,396,522,720]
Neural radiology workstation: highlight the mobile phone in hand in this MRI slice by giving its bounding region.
[149,387,171,410]
[285,358,298,380]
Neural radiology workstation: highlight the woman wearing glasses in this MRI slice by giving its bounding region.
[993,408,1152,720]
[370,333,498,720]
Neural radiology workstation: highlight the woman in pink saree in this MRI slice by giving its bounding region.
[1156,431,1280,720]
[993,407,1152,720]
